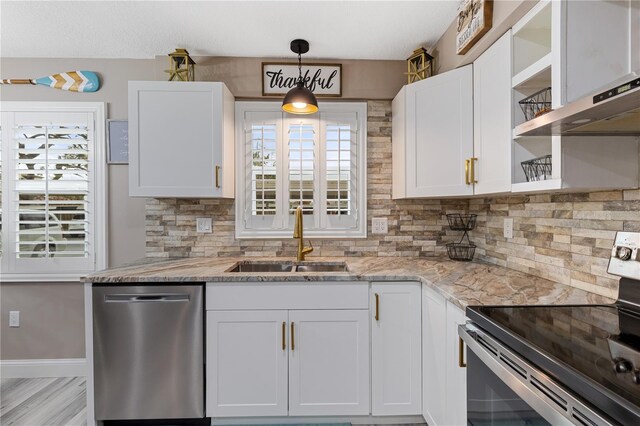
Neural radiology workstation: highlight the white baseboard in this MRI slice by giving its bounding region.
[0,358,86,378]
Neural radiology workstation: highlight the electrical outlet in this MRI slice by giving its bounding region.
[372,217,388,234]
[503,218,514,239]
[9,311,20,328]
[196,217,212,233]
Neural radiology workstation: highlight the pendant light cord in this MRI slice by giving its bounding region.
[297,51,303,84]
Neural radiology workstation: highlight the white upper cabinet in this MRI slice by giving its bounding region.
[511,1,639,193]
[128,81,234,198]
[563,0,640,104]
[473,30,513,195]
[393,65,474,198]
[371,282,422,416]
[393,32,513,199]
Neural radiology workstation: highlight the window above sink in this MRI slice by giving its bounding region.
[235,102,367,239]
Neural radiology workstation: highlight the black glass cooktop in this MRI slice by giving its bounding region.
[467,303,640,425]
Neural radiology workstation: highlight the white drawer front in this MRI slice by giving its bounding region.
[206,282,369,310]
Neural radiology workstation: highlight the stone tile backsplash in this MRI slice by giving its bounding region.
[469,190,640,299]
[145,99,640,298]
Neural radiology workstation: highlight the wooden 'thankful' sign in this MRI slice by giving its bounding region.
[456,0,493,55]
[262,62,342,97]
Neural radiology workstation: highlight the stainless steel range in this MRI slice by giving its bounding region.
[460,232,640,425]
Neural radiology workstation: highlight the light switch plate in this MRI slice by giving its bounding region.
[196,217,212,233]
[372,217,388,234]
[503,218,514,239]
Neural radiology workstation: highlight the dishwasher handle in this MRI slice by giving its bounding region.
[105,294,190,303]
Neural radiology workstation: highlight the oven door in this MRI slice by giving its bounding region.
[459,324,613,426]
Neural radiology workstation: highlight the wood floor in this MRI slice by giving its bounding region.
[1,377,427,426]
[0,377,86,426]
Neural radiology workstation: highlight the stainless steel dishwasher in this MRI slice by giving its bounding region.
[92,284,204,420]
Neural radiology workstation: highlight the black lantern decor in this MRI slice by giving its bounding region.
[282,39,319,115]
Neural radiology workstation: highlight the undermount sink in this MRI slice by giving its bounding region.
[226,262,295,273]
[294,263,349,272]
[227,261,349,273]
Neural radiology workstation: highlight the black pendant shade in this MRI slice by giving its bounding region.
[282,39,319,115]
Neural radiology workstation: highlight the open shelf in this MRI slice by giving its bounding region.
[512,136,554,185]
[512,53,551,89]
[511,178,562,193]
[512,1,552,76]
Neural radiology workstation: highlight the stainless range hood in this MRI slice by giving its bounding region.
[515,77,640,137]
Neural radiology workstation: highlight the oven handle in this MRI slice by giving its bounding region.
[459,324,614,426]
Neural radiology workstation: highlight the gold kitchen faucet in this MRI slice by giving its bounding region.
[293,206,313,261]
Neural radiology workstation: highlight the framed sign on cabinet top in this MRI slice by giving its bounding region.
[456,0,493,55]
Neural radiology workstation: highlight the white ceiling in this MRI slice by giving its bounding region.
[0,1,460,60]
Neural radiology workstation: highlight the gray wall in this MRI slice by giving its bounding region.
[0,58,154,360]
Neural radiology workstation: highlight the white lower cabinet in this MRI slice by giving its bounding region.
[422,284,447,425]
[445,300,467,426]
[205,282,370,418]
[205,281,428,420]
[288,310,370,416]
[206,310,288,417]
[371,282,422,416]
[422,284,467,426]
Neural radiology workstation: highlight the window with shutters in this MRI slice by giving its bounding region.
[0,102,106,280]
[235,102,366,238]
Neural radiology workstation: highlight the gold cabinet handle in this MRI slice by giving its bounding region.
[464,159,470,185]
[282,321,286,351]
[374,293,380,321]
[215,165,221,188]
[291,322,295,351]
[459,337,467,368]
[470,157,478,184]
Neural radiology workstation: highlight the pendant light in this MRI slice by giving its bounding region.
[282,39,319,114]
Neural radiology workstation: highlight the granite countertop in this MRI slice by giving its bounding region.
[83,256,615,310]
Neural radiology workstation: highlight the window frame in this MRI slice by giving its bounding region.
[235,101,367,239]
[0,102,107,281]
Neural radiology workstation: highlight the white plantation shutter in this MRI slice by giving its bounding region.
[1,103,106,278]
[236,102,366,238]
[242,111,283,231]
[321,112,360,230]
[287,122,316,215]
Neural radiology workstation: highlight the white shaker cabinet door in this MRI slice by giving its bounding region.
[473,30,512,195]
[404,65,474,198]
[288,309,370,416]
[371,282,422,416]
[446,301,468,426]
[422,285,447,425]
[206,310,288,417]
[129,81,234,198]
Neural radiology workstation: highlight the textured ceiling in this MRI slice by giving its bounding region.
[0,1,459,60]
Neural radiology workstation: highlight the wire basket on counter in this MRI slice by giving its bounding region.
[521,154,552,182]
[445,214,477,261]
[446,214,477,231]
[446,242,476,262]
[519,87,552,121]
